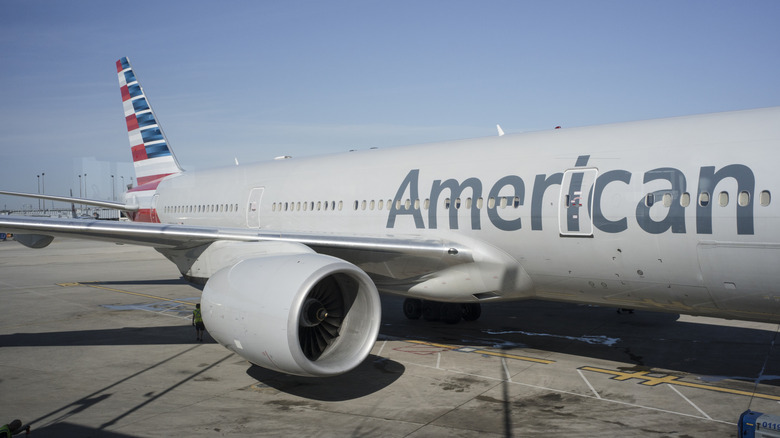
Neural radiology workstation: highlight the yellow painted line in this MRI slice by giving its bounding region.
[581,366,780,401]
[407,339,554,365]
[58,282,196,306]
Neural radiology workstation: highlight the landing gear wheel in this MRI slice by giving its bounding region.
[462,303,482,321]
[403,298,422,320]
[441,303,462,324]
[422,300,441,321]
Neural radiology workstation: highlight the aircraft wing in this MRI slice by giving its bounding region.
[0,190,138,211]
[0,215,470,263]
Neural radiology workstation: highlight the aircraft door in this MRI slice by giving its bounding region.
[246,187,265,228]
[558,168,598,237]
[151,193,160,223]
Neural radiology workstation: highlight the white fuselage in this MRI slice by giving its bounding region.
[149,107,780,322]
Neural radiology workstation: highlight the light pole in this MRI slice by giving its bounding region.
[41,172,45,213]
[84,173,87,198]
[111,175,115,201]
[37,175,41,210]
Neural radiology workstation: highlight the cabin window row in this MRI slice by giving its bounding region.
[272,201,342,212]
[271,196,522,213]
[563,190,771,208]
[163,204,240,214]
[654,190,770,208]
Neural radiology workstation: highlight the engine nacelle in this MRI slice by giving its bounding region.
[201,253,381,377]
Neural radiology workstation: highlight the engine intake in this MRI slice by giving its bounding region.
[201,253,381,377]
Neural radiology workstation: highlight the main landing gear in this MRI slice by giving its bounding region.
[402,298,481,324]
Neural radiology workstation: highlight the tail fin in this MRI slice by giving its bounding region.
[116,57,183,186]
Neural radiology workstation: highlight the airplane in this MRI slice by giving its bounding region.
[2,57,780,378]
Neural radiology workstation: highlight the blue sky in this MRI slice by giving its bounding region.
[1,1,779,209]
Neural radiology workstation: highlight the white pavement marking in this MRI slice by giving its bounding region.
[577,369,601,399]
[502,357,513,383]
[397,357,735,426]
[667,384,713,420]
[376,340,387,357]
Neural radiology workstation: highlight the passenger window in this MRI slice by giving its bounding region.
[338,201,343,211]
[680,193,690,207]
[718,192,729,207]
[477,197,483,209]
[466,198,472,209]
[488,197,496,209]
[370,200,375,210]
[444,198,451,209]
[378,200,384,210]
[413,199,420,210]
[738,191,750,207]
[645,193,654,207]
[423,199,429,210]
[761,190,771,206]
[361,200,366,210]
[499,197,507,209]
[662,193,672,207]
[404,199,411,210]
[455,198,461,209]
[699,192,710,207]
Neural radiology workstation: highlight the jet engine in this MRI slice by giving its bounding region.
[201,253,381,377]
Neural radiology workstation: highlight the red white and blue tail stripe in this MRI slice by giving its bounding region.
[117,57,182,185]
[117,57,182,222]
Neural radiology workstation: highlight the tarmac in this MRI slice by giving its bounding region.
[2,237,780,437]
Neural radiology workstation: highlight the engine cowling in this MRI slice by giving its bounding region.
[201,253,381,377]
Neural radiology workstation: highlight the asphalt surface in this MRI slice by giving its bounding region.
[2,237,779,437]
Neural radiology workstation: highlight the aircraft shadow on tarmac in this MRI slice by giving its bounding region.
[91,278,204,290]
[246,355,405,401]
[4,294,779,392]
[0,325,199,347]
[21,421,136,438]
[379,295,780,387]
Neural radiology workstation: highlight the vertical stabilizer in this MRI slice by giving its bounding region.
[116,57,183,186]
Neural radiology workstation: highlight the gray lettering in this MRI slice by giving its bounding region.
[531,173,563,230]
[696,164,755,235]
[636,168,686,234]
[429,177,482,230]
[593,170,631,233]
[487,175,525,231]
[386,169,425,229]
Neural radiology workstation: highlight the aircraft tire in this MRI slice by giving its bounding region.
[422,300,440,321]
[403,298,422,320]
[441,303,462,324]
[462,303,482,321]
